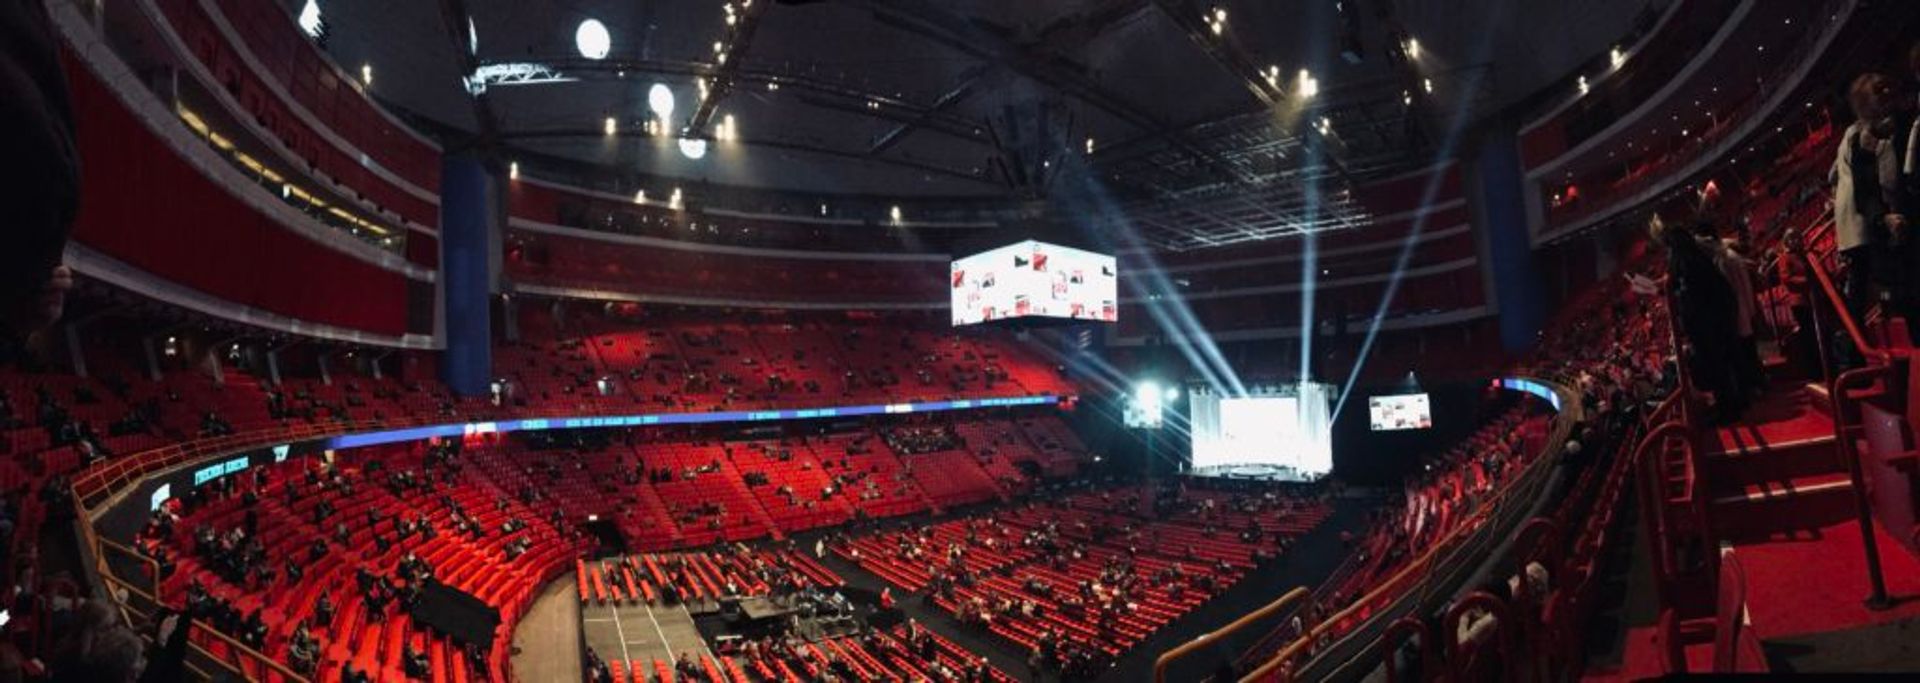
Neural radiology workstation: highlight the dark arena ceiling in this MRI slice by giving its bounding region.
[296,0,1663,248]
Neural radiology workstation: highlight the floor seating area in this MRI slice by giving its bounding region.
[576,547,843,608]
[832,483,1330,671]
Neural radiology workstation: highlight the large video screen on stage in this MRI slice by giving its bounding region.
[1188,383,1334,480]
[950,240,1117,326]
[1368,393,1433,431]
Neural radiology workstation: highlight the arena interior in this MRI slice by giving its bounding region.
[5,0,1920,681]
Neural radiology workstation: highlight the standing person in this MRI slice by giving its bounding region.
[1696,182,1766,398]
[1651,214,1746,423]
[0,0,80,359]
[1832,72,1915,326]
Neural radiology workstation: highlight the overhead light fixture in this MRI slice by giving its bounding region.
[677,137,707,160]
[298,0,323,38]
[649,83,676,120]
[576,18,611,60]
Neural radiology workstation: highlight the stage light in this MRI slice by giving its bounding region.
[1136,381,1162,405]
[1422,77,1433,94]
[1164,386,1180,401]
[1085,137,1096,154]
[889,205,903,224]
[508,161,518,179]
[1298,69,1319,99]
[669,187,684,210]
[1577,75,1589,96]
[677,137,708,159]
[633,189,646,204]
[468,17,477,54]
[360,64,373,86]
[648,84,675,119]
[1405,37,1421,60]
[604,116,617,135]
[298,0,323,37]
[1609,46,1624,69]
[576,19,611,60]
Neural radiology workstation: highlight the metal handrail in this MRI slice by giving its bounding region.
[1804,250,1885,364]
[1152,588,1309,683]
[1829,363,1897,610]
[87,511,310,683]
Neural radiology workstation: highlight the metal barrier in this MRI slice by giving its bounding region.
[1153,588,1310,683]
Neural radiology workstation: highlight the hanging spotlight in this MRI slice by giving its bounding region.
[1297,69,1319,99]
[576,19,611,60]
[1405,37,1420,60]
[1609,46,1625,69]
[1577,75,1590,96]
[633,189,646,205]
[889,205,903,224]
[298,0,324,38]
[648,84,676,119]
[677,137,708,160]
[360,63,373,86]
[1422,77,1433,94]
[668,187,684,210]
[508,161,518,179]
[604,116,617,136]
[1085,137,1096,154]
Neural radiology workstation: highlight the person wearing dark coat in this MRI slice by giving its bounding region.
[1652,214,1747,423]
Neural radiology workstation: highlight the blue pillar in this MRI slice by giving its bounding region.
[440,155,495,397]
[1471,122,1546,352]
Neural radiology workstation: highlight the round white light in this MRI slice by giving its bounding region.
[1164,387,1180,401]
[575,19,611,60]
[677,137,708,160]
[648,83,676,119]
[298,0,323,38]
[1135,381,1161,405]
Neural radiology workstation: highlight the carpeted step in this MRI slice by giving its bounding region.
[1711,472,1855,541]
[1706,389,1842,487]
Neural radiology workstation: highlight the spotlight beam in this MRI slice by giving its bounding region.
[1330,13,1503,420]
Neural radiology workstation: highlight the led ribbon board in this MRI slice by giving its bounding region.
[324,395,1060,451]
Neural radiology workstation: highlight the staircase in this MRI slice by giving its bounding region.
[1704,383,1851,542]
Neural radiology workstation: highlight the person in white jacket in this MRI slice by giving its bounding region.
[1831,71,1916,321]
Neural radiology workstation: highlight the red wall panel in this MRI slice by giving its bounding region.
[65,55,408,335]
